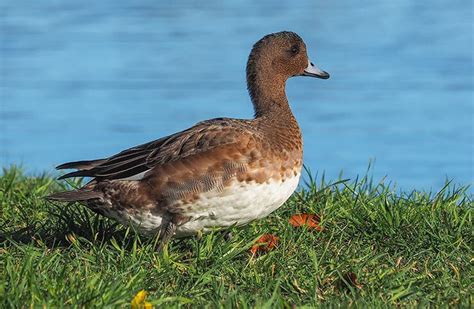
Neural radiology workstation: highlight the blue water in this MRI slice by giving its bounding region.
[1,1,473,191]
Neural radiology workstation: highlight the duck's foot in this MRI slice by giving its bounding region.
[222,231,233,241]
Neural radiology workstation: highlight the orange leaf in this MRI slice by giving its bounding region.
[250,234,279,255]
[342,272,363,289]
[289,214,322,231]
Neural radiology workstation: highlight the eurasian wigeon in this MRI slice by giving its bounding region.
[47,31,329,250]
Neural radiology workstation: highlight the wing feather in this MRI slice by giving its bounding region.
[57,118,254,181]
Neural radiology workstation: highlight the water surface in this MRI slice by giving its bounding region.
[1,1,473,191]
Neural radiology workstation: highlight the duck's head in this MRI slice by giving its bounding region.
[246,31,329,85]
[246,31,329,117]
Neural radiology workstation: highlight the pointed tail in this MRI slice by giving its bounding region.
[56,159,106,171]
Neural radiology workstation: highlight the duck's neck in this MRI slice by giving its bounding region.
[247,58,293,119]
[246,55,302,156]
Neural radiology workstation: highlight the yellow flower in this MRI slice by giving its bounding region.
[144,302,153,309]
[131,290,152,309]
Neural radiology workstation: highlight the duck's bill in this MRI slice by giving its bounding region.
[302,60,330,79]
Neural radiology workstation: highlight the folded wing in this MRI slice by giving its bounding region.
[56,118,256,181]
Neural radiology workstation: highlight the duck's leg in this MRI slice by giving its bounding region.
[156,220,176,252]
[155,215,190,252]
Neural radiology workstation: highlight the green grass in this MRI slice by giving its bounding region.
[0,166,472,307]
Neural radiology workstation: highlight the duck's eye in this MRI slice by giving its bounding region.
[290,45,299,55]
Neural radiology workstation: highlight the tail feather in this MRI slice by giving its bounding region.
[46,190,103,202]
[56,159,106,171]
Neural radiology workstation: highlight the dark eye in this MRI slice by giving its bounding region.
[290,45,299,55]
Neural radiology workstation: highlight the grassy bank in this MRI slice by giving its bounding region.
[0,166,472,307]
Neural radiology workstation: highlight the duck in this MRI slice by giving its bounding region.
[47,31,329,250]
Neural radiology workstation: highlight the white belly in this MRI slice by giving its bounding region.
[176,173,301,236]
[115,174,301,237]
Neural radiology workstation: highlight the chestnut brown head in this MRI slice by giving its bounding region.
[246,31,329,84]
